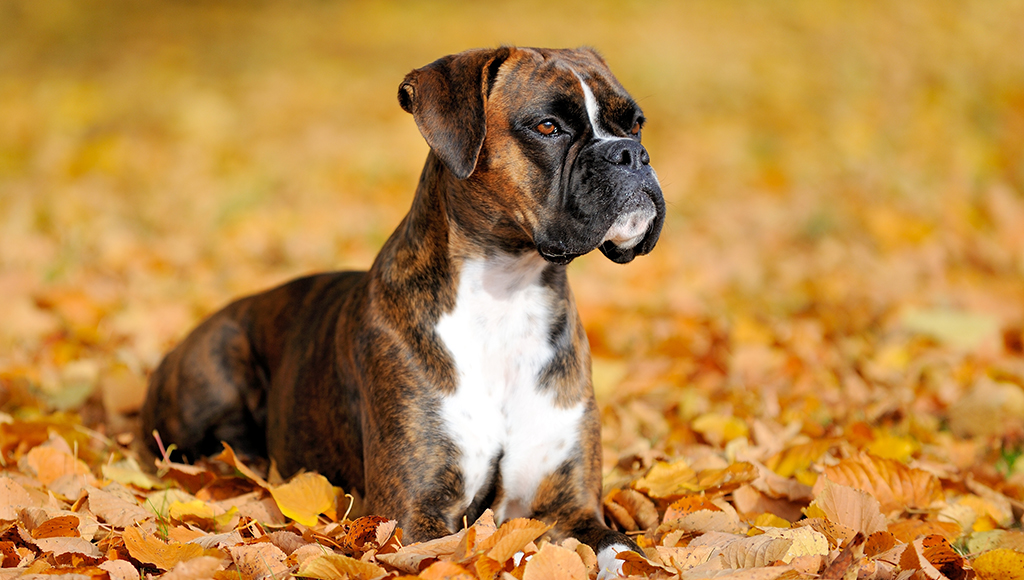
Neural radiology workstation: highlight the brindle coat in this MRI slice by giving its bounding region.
[142,46,664,556]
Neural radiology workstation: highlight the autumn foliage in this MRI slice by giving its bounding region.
[3,1,1024,579]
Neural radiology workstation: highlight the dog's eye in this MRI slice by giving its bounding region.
[536,120,559,136]
[629,121,641,136]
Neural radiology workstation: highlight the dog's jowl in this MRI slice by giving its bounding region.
[142,46,665,577]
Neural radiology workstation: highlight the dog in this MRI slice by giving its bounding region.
[142,46,664,576]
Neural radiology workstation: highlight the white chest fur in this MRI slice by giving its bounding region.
[435,253,585,521]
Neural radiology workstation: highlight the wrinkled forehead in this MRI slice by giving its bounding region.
[490,47,634,111]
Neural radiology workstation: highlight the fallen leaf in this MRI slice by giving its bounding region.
[633,460,699,498]
[805,480,886,537]
[229,542,289,580]
[973,548,1024,580]
[523,542,587,580]
[269,472,336,527]
[477,518,552,564]
[819,452,942,514]
[121,526,204,571]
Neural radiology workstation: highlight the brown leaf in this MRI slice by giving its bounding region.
[161,555,225,580]
[98,559,141,580]
[86,486,155,528]
[806,480,886,537]
[228,542,289,580]
[0,476,36,519]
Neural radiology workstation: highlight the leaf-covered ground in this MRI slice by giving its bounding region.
[3,1,1024,579]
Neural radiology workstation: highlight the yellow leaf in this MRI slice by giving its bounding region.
[297,552,386,580]
[765,439,835,478]
[169,500,215,521]
[973,549,1024,580]
[478,518,553,563]
[270,472,336,527]
[691,413,749,446]
[633,460,699,498]
[865,433,918,463]
[762,526,829,563]
[752,513,791,531]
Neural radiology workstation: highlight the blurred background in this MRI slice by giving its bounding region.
[2,0,1024,466]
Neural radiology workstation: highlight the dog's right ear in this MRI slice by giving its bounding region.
[399,47,511,180]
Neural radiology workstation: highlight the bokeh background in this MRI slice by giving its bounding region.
[2,0,1024,471]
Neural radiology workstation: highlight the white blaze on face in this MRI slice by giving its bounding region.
[576,73,657,250]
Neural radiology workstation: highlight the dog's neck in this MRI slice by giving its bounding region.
[372,152,564,306]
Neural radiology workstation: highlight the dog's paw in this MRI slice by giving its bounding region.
[596,543,632,579]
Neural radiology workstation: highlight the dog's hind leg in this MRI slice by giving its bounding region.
[141,308,268,463]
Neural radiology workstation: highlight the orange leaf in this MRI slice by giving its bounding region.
[121,526,204,571]
[31,515,80,539]
[418,560,475,580]
[820,452,941,514]
[863,531,897,557]
[25,445,91,486]
[663,495,721,521]
[523,543,587,580]
[214,443,269,489]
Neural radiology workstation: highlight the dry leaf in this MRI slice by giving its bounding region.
[228,542,288,580]
[819,452,942,514]
[98,559,141,580]
[477,518,552,564]
[121,526,204,571]
[523,543,587,580]
[214,444,269,489]
[86,487,155,528]
[720,533,792,568]
[416,560,474,580]
[762,526,829,563]
[632,460,698,498]
[161,556,225,580]
[297,552,387,580]
[0,477,36,519]
[972,548,1024,580]
[806,480,886,537]
[269,472,336,527]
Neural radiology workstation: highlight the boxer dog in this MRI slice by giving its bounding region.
[142,46,664,577]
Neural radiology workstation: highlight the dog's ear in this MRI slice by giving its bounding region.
[399,47,511,180]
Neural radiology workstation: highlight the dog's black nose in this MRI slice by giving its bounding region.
[600,140,650,172]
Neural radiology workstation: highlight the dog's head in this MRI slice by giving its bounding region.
[399,46,664,264]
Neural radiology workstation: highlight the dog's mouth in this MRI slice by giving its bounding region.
[537,243,586,265]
